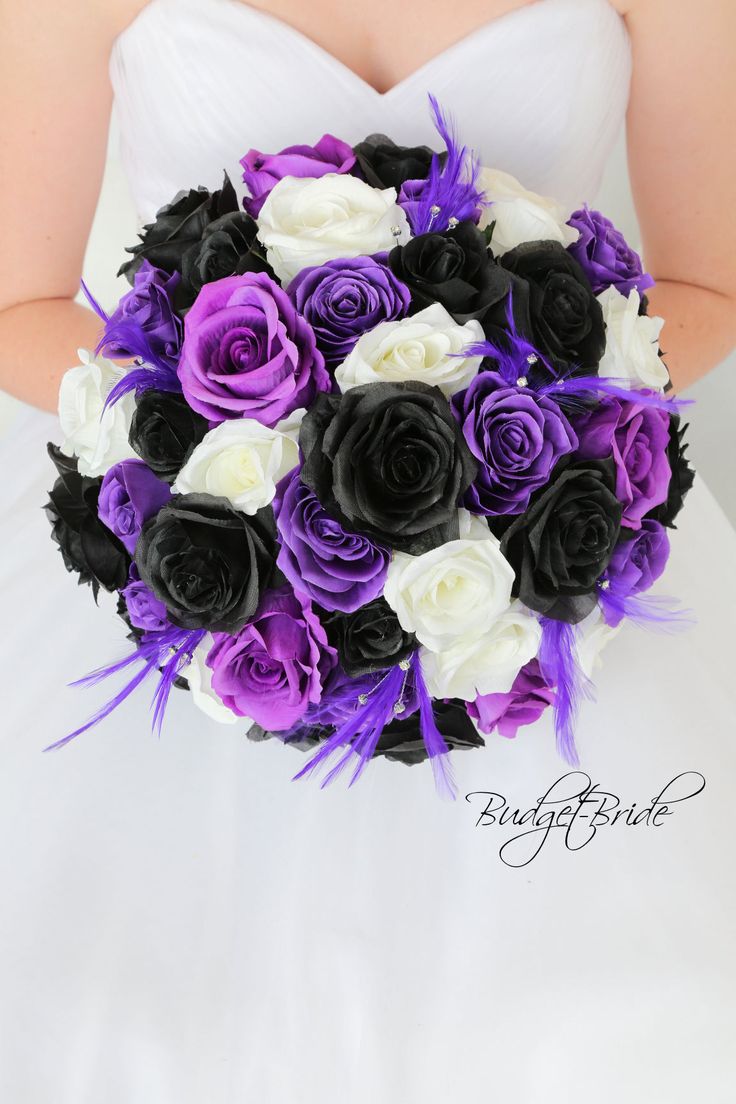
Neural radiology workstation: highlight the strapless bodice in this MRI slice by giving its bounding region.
[110,0,631,220]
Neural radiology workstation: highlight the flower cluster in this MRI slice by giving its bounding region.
[46,98,693,791]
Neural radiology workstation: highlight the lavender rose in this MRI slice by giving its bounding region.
[452,372,578,515]
[98,459,171,554]
[601,520,670,626]
[241,134,356,217]
[274,469,390,613]
[121,564,169,633]
[207,586,336,731]
[101,260,182,367]
[567,206,654,297]
[178,272,330,426]
[467,659,555,739]
[573,398,671,530]
[287,254,411,368]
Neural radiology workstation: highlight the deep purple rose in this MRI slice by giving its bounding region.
[102,260,182,367]
[601,520,670,626]
[567,206,654,297]
[467,659,555,739]
[452,372,578,515]
[573,398,671,530]
[178,272,330,426]
[287,254,411,368]
[121,564,169,633]
[207,585,336,731]
[274,469,390,613]
[98,459,171,555]
[240,134,356,217]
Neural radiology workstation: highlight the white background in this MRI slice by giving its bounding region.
[2,115,734,526]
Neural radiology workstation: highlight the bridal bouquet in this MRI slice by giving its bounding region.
[46,98,694,793]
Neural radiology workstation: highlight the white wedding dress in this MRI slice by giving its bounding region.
[1,0,735,1100]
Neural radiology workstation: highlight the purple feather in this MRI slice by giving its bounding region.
[44,625,204,751]
[599,588,694,633]
[81,279,110,324]
[411,653,456,800]
[406,95,487,235]
[538,618,593,765]
[538,373,690,414]
[293,663,407,787]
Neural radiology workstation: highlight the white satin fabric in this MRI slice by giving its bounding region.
[1,2,735,1101]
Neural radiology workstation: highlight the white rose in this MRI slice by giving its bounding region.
[384,526,515,652]
[334,304,484,398]
[256,173,410,284]
[421,602,542,700]
[575,607,622,681]
[173,416,300,514]
[478,168,579,256]
[597,287,669,391]
[58,349,136,477]
[179,635,244,727]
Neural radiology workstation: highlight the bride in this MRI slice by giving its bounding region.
[1,0,735,1099]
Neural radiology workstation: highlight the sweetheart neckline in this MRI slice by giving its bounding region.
[117,0,623,102]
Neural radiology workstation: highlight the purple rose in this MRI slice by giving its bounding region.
[98,459,171,554]
[121,564,169,633]
[102,260,182,367]
[287,254,411,368]
[240,134,356,217]
[451,372,578,515]
[274,469,390,613]
[573,398,671,530]
[207,586,336,731]
[567,206,654,297]
[178,272,330,426]
[601,520,670,626]
[467,660,555,739]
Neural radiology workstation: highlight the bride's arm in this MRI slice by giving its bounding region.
[0,2,134,411]
[619,0,736,390]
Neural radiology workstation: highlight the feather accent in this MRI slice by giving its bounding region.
[538,618,592,765]
[44,626,204,751]
[411,653,456,800]
[407,95,487,235]
[599,587,694,633]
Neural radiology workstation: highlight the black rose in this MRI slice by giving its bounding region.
[118,174,240,284]
[300,381,477,554]
[324,598,416,677]
[647,415,695,529]
[135,494,276,632]
[177,211,271,311]
[387,221,514,331]
[353,133,443,190]
[493,458,623,623]
[128,390,209,483]
[498,241,606,373]
[375,699,484,765]
[45,444,130,598]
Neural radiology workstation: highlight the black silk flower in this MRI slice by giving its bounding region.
[375,700,485,765]
[119,175,239,281]
[135,494,276,632]
[299,381,477,554]
[647,415,695,529]
[493,458,623,624]
[45,444,130,598]
[352,133,442,190]
[128,390,209,483]
[499,241,606,373]
[177,211,271,311]
[324,598,416,677]
[387,221,513,331]
[119,174,268,309]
